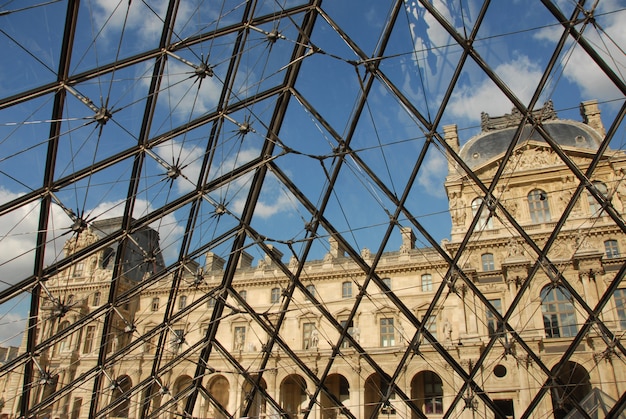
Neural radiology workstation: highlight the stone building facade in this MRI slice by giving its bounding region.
[2,100,625,419]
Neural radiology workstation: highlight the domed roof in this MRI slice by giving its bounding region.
[459,119,603,169]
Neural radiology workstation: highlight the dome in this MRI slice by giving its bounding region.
[459,119,603,169]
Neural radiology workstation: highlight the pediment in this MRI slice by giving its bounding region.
[467,141,597,179]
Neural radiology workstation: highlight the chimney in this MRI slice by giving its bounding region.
[262,245,284,267]
[443,125,459,176]
[400,227,415,253]
[580,100,605,137]
[329,235,347,259]
[204,252,225,272]
[237,251,254,269]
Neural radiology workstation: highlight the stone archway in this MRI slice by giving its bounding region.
[320,374,350,418]
[241,376,268,418]
[207,374,229,419]
[111,375,132,418]
[551,361,591,419]
[410,370,443,418]
[280,374,307,418]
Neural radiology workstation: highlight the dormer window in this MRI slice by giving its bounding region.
[472,198,493,229]
[528,189,551,223]
[588,181,608,215]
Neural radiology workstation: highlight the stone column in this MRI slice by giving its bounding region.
[443,125,459,177]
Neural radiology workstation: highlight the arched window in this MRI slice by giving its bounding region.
[280,375,307,418]
[605,239,620,259]
[541,286,577,338]
[241,376,267,418]
[271,287,281,303]
[528,189,551,223]
[111,375,132,418]
[320,374,349,417]
[421,274,433,292]
[481,253,495,271]
[207,375,230,419]
[588,181,608,215]
[411,371,443,414]
[342,281,352,298]
[550,362,591,419]
[472,197,493,229]
[73,262,85,277]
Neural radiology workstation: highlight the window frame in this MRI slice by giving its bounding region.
[528,189,551,223]
[421,274,433,292]
[481,253,495,272]
[302,322,316,349]
[486,298,504,338]
[83,325,96,354]
[588,181,608,215]
[380,317,395,347]
[613,289,626,329]
[605,239,620,259]
[342,281,352,298]
[381,277,392,291]
[151,297,159,312]
[340,319,354,349]
[305,284,316,301]
[471,197,493,230]
[422,371,444,414]
[178,295,187,310]
[271,287,281,303]
[73,261,85,277]
[425,315,437,340]
[541,286,577,338]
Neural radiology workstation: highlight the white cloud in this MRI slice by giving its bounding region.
[152,140,205,194]
[416,150,448,197]
[534,3,626,102]
[0,312,27,347]
[158,60,222,116]
[92,0,170,43]
[448,55,544,122]
[0,188,72,288]
[228,170,298,220]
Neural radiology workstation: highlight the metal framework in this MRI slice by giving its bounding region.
[0,0,624,418]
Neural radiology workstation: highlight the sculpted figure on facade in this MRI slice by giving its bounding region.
[310,328,319,349]
[614,179,626,214]
[449,192,466,226]
[63,229,99,256]
[506,238,523,258]
[289,255,298,270]
[443,319,452,344]
[235,329,244,351]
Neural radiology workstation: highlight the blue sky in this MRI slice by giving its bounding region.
[0,0,624,346]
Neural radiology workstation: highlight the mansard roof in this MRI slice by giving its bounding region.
[459,119,602,170]
[458,101,603,169]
